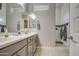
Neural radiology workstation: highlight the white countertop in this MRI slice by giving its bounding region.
[0,32,37,49]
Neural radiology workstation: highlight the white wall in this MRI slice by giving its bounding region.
[35,4,56,47]
[0,4,6,25]
[49,4,56,47]
[6,4,24,33]
[55,4,69,25]
[55,6,62,41]
[61,4,70,24]
[56,6,61,25]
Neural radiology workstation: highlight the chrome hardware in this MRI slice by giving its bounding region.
[68,36,73,40]
[68,36,79,44]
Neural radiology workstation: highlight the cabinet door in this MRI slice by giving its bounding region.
[28,41,33,56]
[32,37,37,55]
[16,46,27,56]
[27,35,37,56]
[0,39,27,56]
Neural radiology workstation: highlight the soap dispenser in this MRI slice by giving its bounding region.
[1,26,5,32]
[4,28,9,37]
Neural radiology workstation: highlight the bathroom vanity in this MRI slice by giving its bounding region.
[0,32,38,56]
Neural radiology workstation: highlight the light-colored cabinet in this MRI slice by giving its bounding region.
[0,34,38,56]
[16,46,27,56]
[0,39,27,56]
[32,35,37,55]
[28,35,37,56]
[28,40,33,56]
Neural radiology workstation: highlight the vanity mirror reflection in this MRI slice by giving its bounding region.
[0,3,6,33]
[0,3,38,36]
[5,3,37,34]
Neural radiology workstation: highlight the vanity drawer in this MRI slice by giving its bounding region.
[28,40,33,56]
[28,36,34,43]
[32,38,37,55]
[0,39,27,56]
[16,46,27,56]
[28,38,31,43]
[27,35,37,56]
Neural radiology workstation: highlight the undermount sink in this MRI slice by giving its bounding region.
[0,35,17,43]
[0,37,9,42]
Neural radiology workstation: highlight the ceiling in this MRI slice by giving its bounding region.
[8,3,49,14]
[33,3,49,11]
[7,3,24,13]
[56,3,63,7]
[8,3,64,12]
[9,3,23,8]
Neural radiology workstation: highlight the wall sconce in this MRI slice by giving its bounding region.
[37,20,40,30]
[0,17,3,22]
[29,13,36,20]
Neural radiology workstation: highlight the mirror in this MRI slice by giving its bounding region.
[0,3,6,33]
[29,13,36,28]
[5,3,37,33]
[6,3,25,33]
[0,3,41,34]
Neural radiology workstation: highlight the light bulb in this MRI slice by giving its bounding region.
[0,18,2,22]
[29,13,36,20]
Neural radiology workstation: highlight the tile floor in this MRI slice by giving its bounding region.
[34,46,69,56]
[34,42,69,56]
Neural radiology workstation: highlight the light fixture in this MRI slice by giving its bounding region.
[29,13,36,20]
[0,17,2,22]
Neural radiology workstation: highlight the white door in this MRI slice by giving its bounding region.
[70,3,79,56]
